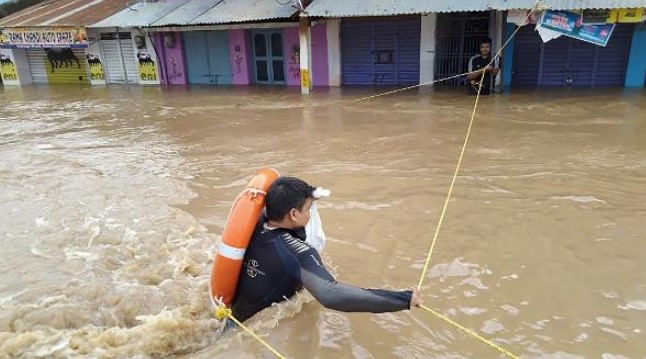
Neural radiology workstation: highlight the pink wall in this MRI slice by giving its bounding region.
[154,32,187,85]
[223,25,330,87]
[311,24,329,87]
[228,29,251,85]
[283,27,300,86]
[282,25,329,87]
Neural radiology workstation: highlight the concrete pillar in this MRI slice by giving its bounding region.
[625,23,646,87]
[419,14,437,85]
[326,18,341,87]
[490,10,504,91]
[492,11,505,92]
[299,16,312,94]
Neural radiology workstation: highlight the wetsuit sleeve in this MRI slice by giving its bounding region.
[295,247,412,313]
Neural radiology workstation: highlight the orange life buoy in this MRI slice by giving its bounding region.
[210,168,279,307]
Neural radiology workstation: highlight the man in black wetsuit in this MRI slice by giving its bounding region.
[467,38,500,96]
[230,177,422,323]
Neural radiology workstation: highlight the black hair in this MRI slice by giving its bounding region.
[480,37,492,46]
[265,176,315,221]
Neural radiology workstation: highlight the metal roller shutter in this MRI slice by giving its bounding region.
[28,48,89,84]
[26,49,48,84]
[101,32,138,84]
[341,18,421,85]
[340,22,372,85]
[512,24,633,87]
[119,38,138,83]
[397,20,422,85]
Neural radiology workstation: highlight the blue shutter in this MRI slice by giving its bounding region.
[512,26,542,86]
[540,35,570,86]
[513,24,633,87]
[341,22,373,85]
[373,21,398,85]
[396,18,421,85]
[592,24,632,86]
[341,18,420,85]
[567,40,596,86]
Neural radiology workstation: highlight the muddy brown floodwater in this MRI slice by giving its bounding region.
[0,85,645,359]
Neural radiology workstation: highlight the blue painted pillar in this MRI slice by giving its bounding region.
[625,24,646,87]
[502,23,517,89]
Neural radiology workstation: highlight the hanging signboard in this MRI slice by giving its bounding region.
[539,10,616,47]
[0,27,88,49]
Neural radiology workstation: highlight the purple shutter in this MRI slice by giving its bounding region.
[341,18,420,85]
[341,22,373,85]
[592,24,632,86]
[396,18,421,85]
[513,24,633,87]
[512,26,542,86]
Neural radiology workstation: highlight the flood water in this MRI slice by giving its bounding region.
[0,84,645,359]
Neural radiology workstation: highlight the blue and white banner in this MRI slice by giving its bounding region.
[539,10,615,47]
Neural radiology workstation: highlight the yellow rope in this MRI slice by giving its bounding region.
[416,65,485,289]
[417,1,540,289]
[412,4,539,359]
[215,307,288,359]
[210,4,540,359]
[420,305,520,359]
[354,71,476,102]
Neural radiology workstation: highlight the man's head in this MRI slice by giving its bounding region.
[266,176,315,228]
[479,38,492,57]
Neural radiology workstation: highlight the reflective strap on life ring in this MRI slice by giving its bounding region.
[217,242,246,260]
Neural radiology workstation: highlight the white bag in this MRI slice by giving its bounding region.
[305,202,326,254]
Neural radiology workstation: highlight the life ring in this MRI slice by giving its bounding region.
[210,168,279,307]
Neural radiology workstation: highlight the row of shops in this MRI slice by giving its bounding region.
[1,0,645,91]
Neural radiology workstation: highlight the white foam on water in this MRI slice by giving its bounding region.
[458,307,487,316]
[550,196,606,203]
[480,319,505,334]
[619,301,646,311]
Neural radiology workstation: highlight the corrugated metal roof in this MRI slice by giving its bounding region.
[91,0,192,28]
[151,0,224,26]
[0,0,131,27]
[305,0,646,17]
[190,0,299,25]
[49,0,132,26]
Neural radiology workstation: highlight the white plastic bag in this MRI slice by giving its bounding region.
[305,202,326,254]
